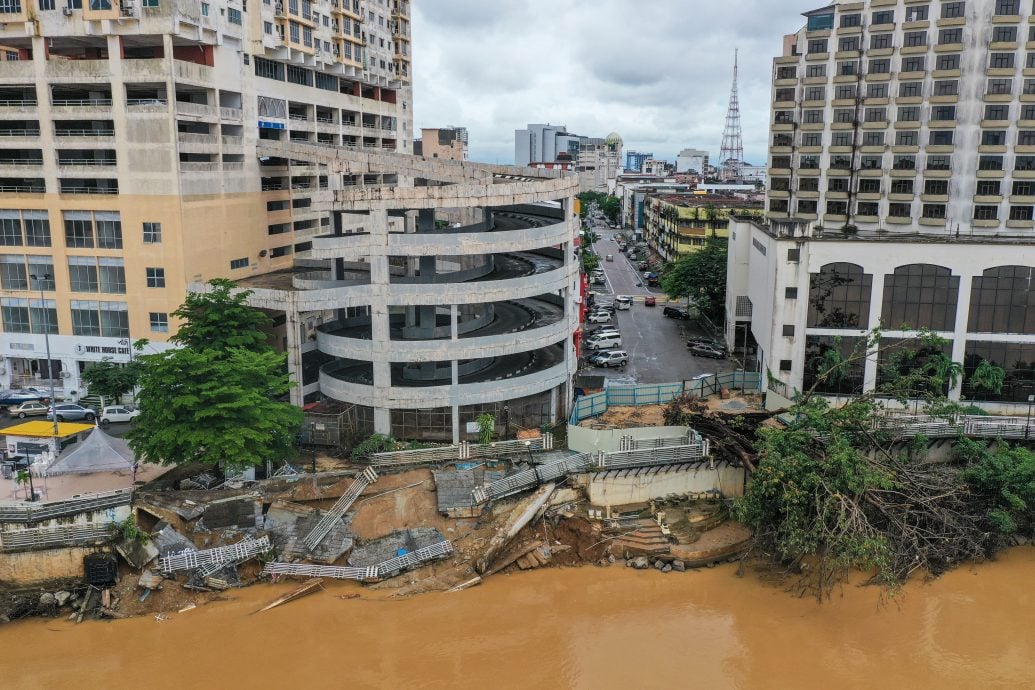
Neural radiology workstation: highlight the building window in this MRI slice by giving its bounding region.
[807,39,828,54]
[982,130,1007,146]
[860,155,883,170]
[1017,156,1035,170]
[904,31,927,48]
[782,325,796,337]
[882,264,959,331]
[906,5,928,21]
[934,80,959,96]
[840,12,861,28]
[869,59,891,74]
[71,300,129,338]
[898,106,920,122]
[866,83,887,98]
[201,1,208,15]
[862,132,885,146]
[929,130,954,145]
[143,221,161,244]
[832,132,853,147]
[145,267,165,288]
[804,86,825,101]
[987,78,1013,95]
[785,287,798,299]
[808,263,872,329]
[939,28,963,44]
[806,64,826,78]
[922,204,946,219]
[149,312,169,333]
[38,0,54,9]
[995,0,1019,14]
[826,201,848,215]
[858,179,881,193]
[969,266,1035,334]
[857,202,879,216]
[888,203,912,217]
[227,7,241,24]
[871,9,894,24]
[837,61,857,76]
[264,20,272,34]
[892,155,916,170]
[901,56,926,73]
[801,133,822,147]
[979,156,1004,171]
[936,54,961,71]
[1013,181,1035,196]
[964,342,1035,401]
[870,33,892,50]
[942,2,965,19]
[1,298,56,335]
[990,53,1015,69]
[839,37,860,52]
[891,179,914,195]
[992,26,1018,43]
[974,205,1000,220]
[0,255,27,290]
[985,104,1010,121]
[924,180,949,195]
[230,257,249,270]
[865,107,887,122]
[1009,206,1034,221]
[899,81,922,98]
[803,110,824,124]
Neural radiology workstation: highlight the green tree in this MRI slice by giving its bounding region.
[127,281,302,469]
[81,357,142,403]
[660,238,728,321]
[969,360,1006,398]
[957,438,1035,538]
[170,278,273,353]
[476,413,495,444]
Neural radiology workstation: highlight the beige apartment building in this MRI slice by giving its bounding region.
[415,126,468,160]
[0,0,411,397]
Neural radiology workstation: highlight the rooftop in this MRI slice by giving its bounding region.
[2,421,94,438]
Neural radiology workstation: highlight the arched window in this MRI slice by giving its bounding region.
[881,264,959,331]
[808,263,872,328]
[968,266,1035,334]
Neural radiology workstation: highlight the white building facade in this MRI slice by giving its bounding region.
[727,0,1035,413]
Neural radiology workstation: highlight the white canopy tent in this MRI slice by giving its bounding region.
[46,427,136,476]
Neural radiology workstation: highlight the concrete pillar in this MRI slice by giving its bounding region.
[451,405,460,444]
[450,304,459,340]
[862,272,886,393]
[374,407,391,435]
[949,274,975,401]
[284,308,304,406]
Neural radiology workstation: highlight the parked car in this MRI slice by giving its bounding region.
[644,296,657,307]
[586,333,623,351]
[591,275,606,285]
[687,337,726,350]
[614,296,633,310]
[8,401,50,418]
[589,350,629,368]
[587,311,613,324]
[100,406,141,426]
[587,327,620,339]
[594,303,617,315]
[0,388,49,407]
[663,306,690,320]
[690,344,727,359]
[48,403,96,422]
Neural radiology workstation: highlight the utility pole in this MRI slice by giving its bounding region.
[29,273,56,502]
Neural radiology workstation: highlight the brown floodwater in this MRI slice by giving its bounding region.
[2,549,1034,690]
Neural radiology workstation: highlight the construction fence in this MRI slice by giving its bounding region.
[569,372,763,425]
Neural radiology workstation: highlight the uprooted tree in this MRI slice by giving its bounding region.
[675,326,1033,599]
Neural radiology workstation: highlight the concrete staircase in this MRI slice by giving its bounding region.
[610,519,671,558]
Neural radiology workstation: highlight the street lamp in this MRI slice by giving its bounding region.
[29,273,58,440]
[1027,394,1034,440]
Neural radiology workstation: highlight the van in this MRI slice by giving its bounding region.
[614,296,633,310]
[605,254,614,262]
[585,332,622,350]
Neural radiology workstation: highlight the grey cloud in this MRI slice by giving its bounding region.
[411,0,821,165]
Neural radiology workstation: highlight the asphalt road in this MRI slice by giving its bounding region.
[583,223,736,385]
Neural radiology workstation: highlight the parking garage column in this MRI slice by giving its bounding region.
[862,272,887,393]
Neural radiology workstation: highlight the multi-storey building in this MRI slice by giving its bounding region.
[0,0,411,396]
[643,193,763,263]
[625,150,654,173]
[727,0,1035,413]
[676,148,709,174]
[415,127,468,160]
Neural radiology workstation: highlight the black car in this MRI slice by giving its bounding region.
[687,337,725,350]
[663,306,690,320]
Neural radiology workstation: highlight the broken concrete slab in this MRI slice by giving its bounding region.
[264,500,354,564]
[433,466,506,518]
[137,570,164,590]
[115,535,159,570]
[348,527,445,568]
[151,522,197,557]
[197,494,263,532]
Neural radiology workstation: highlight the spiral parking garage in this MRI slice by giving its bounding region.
[233,143,582,442]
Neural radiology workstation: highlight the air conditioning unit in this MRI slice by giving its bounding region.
[62,6,73,15]
[60,371,71,379]
[274,2,283,12]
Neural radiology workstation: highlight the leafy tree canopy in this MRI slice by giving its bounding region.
[127,281,301,469]
[81,357,142,403]
[170,278,273,353]
[577,191,621,224]
[660,238,728,321]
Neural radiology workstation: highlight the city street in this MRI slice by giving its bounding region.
[583,222,736,385]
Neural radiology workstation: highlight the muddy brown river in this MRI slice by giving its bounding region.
[1,549,1034,689]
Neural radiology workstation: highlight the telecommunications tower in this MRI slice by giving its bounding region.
[719,50,745,182]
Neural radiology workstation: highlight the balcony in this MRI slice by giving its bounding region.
[175,101,218,119]
[59,179,118,195]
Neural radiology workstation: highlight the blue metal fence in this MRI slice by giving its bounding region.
[570,372,762,425]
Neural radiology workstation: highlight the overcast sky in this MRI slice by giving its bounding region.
[410,0,820,166]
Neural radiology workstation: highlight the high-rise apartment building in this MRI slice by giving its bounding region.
[0,0,412,396]
[676,148,709,175]
[727,0,1035,414]
[625,151,654,173]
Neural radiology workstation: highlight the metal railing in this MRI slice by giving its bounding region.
[366,434,556,469]
[52,99,113,107]
[596,441,711,470]
[55,129,115,137]
[0,185,45,193]
[570,373,763,424]
[0,100,37,107]
[0,488,132,524]
[0,522,115,552]
[0,129,41,136]
[59,184,118,194]
[479,453,594,502]
[159,536,272,574]
[263,539,453,582]
[302,467,377,550]
[874,413,1035,441]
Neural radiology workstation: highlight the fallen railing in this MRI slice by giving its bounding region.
[0,488,132,524]
[159,536,272,574]
[262,540,454,583]
[302,467,378,550]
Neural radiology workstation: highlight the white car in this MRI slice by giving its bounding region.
[100,406,141,426]
[587,311,612,324]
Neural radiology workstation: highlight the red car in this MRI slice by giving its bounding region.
[644,296,656,307]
